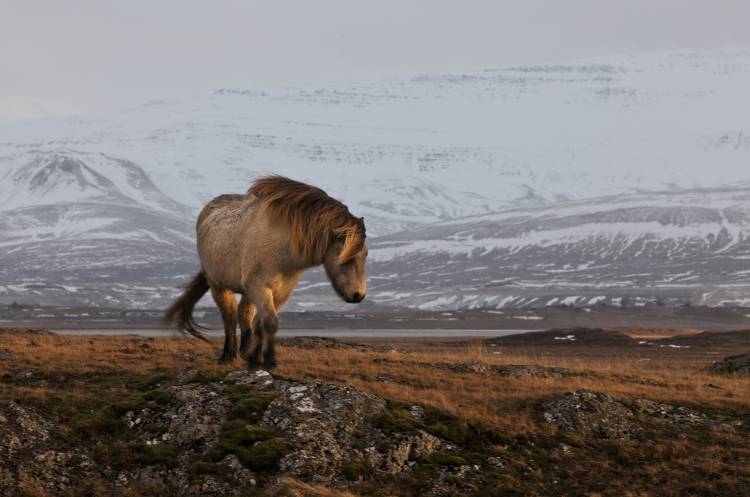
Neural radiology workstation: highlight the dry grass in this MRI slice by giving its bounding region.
[1,330,747,437]
[268,478,364,497]
[277,344,748,434]
[1,329,749,497]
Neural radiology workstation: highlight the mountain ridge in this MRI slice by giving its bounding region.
[1,50,749,309]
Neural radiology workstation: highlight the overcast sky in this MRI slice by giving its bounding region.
[1,0,749,122]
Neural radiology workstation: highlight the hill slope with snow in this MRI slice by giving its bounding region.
[358,186,750,310]
[1,50,749,308]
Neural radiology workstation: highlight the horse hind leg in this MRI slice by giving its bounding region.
[211,287,238,364]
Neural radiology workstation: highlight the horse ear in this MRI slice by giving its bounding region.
[335,225,364,263]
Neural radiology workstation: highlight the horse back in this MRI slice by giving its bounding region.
[197,194,251,229]
[196,193,258,290]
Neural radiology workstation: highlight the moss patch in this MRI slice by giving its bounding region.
[341,461,373,481]
[110,389,174,417]
[227,390,279,424]
[429,452,468,467]
[190,369,227,383]
[375,400,504,448]
[108,442,180,470]
[209,432,292,472]
[188,461,233,480]
[206,387,293,473]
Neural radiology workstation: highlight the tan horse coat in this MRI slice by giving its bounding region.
[164,176,367,368]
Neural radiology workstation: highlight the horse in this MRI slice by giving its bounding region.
[163,175,368,369]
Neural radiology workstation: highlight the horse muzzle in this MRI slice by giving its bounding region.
[349,292,365,304]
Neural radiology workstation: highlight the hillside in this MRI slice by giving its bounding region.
[1,51,750,309]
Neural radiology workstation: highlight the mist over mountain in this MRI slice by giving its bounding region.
[1,51,749,309]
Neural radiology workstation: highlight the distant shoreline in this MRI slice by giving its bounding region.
[3,305,748,333]
[47,327,540,338]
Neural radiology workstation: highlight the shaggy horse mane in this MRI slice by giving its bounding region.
[248,175,366,264]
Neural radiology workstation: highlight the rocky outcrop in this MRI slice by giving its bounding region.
[0,370,444,496]
[542,390,642,440]
[263,378,441,484]
[0,400,98,497]
[2,373,747,496]
[543,390,743,440]
[439,361,572,378]
[707,353,750,376]
[374,357,573,378]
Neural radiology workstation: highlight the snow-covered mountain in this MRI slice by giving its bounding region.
[358,186,750,310]
[1,50,749,309]
[0,152,195,307]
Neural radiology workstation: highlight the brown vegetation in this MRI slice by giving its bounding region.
[1,328,749,496]
[2,331,745,434]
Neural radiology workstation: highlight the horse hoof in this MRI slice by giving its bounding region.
[217,353,237,364]
[263,360,278,370]
[246,357,263,371]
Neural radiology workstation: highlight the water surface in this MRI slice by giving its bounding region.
[50,328,539,338]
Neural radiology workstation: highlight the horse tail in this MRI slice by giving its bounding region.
[163,271,210,342]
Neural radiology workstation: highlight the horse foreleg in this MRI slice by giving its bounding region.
[260,309,279,369]
[245,288,278,370]
[238,295,256,360]
[211,287,238,364]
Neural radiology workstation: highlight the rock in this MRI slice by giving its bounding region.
[437,362,571,377]
[1,370,447,494]
[3,368,35,382]
[409,405,425,422]
[115,370,443,489]
[176,368,200,384]
[542,390,642,440]
[0,400,53,458]
[220,454,257,487]
[0,401,97,497]
[441,362,490,373]
[632,399,706,426]
[427,463,483,497]
[168,384,232,449]
[225,369,274,389]
[707,353,750,376]
[263,380,441,483]
[0,349,15,360]
[543,390,742,440]
[492,364,570,378]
